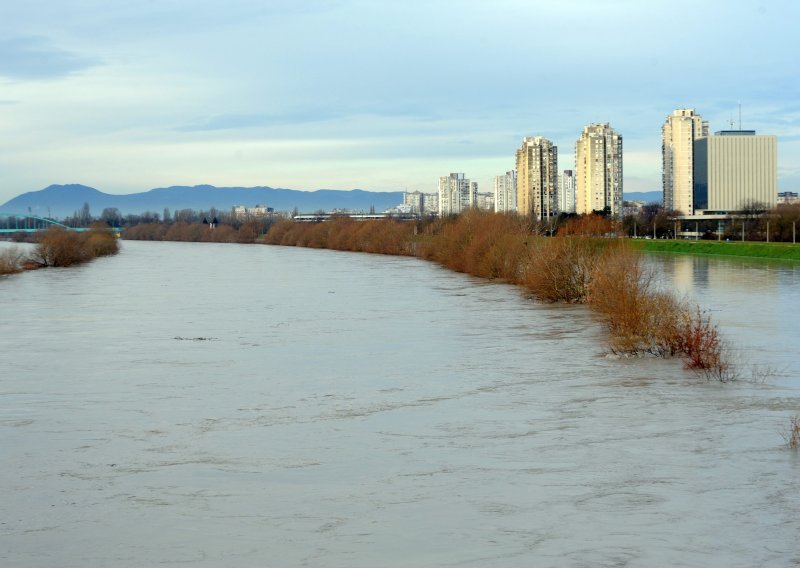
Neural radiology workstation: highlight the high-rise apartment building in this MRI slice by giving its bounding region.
[403,191,425,215]
[515,136,558,220]
[662,109,708,214]
[693,130,777,213]
[494,171,517,213]
[476,192,494,211]
[575,123,623,217]
[558,170,575,214]
[424,192,439,215]
[438,173,476,216]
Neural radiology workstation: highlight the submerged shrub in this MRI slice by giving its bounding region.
[522,237,603,302]
[0,247,24,275]
[783,415,800,449]
[33,227,90,267]
[587,243,681,354]
[31,226,119,268]
[82,224,120,257]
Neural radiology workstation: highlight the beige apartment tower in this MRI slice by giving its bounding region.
[515,136,558,220]
[575,123,623,217]
[662,109,708,214]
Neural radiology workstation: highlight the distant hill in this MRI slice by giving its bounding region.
[624,191,662,204]
[2,184,405,219]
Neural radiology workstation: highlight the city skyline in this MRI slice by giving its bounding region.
[1,0,798,206]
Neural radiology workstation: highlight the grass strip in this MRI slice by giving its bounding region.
[629,239,800,261]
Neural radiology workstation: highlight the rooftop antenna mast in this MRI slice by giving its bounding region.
[738,101,742,130]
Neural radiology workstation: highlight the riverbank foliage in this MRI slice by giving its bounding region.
[264,210,730,378]
[28,225,119,268]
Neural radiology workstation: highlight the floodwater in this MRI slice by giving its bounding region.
[1,241,799,567]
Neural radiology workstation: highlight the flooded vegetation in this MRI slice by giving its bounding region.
[0,225,119,274]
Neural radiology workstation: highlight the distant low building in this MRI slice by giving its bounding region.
[232,204,274,220]
[622,200,645,217]
[384,203,417,216]
[778,192,799,204]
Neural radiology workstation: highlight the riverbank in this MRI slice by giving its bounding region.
[630,239,800,261]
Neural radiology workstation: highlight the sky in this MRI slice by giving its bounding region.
[1,0,798,204]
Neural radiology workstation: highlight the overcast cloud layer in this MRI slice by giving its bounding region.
[0,0,798,203]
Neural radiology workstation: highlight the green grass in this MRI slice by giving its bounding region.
[629,238,800,261]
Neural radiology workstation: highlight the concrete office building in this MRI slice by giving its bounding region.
[516,136,558,220]
[693,130,777,213]
[575,123,623,217]
[494,171,517,213]
[438,173,476,216]
[662,109,709,214]
[559,170,576,214]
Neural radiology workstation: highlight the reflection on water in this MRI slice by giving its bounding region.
[1,241,799,567]
[655,254,800,373]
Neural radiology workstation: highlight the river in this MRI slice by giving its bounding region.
[1,240,798,567]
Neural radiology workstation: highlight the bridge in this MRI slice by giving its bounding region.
[0,212,119,234]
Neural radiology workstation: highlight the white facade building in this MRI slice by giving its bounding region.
[558,170,575,214]
[403,191,425,215]
[232,204,273,220]
[423,193,439,214]
[476,192,495,211]
[493,170,517,213]
[575,123,623,217]
[438,173,476,216]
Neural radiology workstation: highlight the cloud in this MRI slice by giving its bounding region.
[0,36,100,80]
[176,110,344,132]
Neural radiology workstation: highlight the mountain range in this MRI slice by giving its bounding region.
[1,184,406,219]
